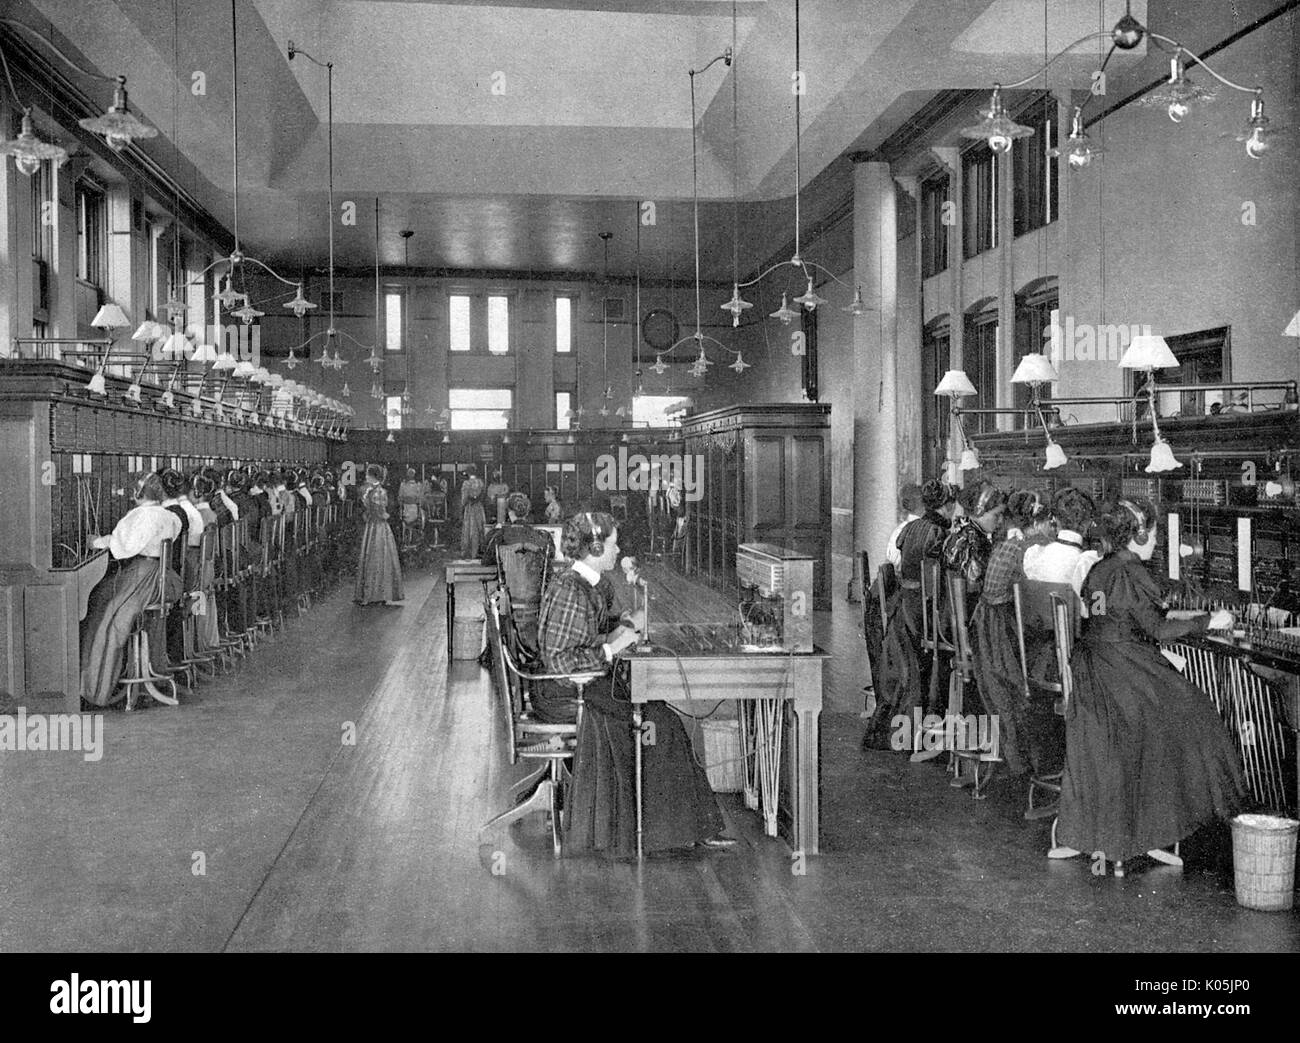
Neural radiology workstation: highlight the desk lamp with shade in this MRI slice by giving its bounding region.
[1010,352,1067,469]
[934,369,980,476]
[86,303,131,394]
[1119,333,1183,472]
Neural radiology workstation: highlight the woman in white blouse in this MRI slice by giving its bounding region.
[80,473,182,707]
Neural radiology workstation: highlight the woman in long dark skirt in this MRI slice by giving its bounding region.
[969,490,1052,775]
[80,473,182,708]
[534,511,728,857]
[1052,499,1247,873]
[354,464,405,605]
[863,479,954,750]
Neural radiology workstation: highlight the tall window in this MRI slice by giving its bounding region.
[963,313,999,433]
[384,290,405,351]
[1013,95,1059,237]
[920,171,950,278]
[1143,327,1230,419]
[30,163,53,262]
[448,387,512,429]
[449,294,471,352]
[1014,284,1059,426]
[555,295,573,353]
[962,144,997,260]
[556,390,572,430]
[921,324,951,481]
[487,294,510,354]
[76,182,107,287]
[385,394,402,430]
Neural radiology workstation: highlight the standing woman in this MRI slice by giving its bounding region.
[1053,499,1247,872]
[460,468,486,559]
[543,485,563,524]
[80,473,182,707]
[355,465,405,606]
[536,512,728,856]
[969,490,1052,776]
[863,479,954,749]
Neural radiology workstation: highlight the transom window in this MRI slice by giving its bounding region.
[449,387,512,430]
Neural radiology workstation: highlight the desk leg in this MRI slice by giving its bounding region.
[446,580,454,660]
[633,706,644,860]
[792,661,822,856]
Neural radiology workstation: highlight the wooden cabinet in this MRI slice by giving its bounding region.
[681,403,831,610]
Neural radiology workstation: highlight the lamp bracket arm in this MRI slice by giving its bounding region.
[1151,35,1260,95]
[1000,30,1112,90]
[0,20,118,83]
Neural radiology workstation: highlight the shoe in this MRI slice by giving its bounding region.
[1147,848,1183,867]
[699,834,738,848]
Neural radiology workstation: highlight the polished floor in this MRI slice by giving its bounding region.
[1,554,1296,952]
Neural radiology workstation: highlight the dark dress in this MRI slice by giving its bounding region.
[1056,551,1248,861]
[969,535,1032,774]
[536,566,723,857]
[864,511,949,749]
[355,483,404,604]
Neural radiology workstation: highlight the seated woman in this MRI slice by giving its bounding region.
[481,492,554,566]
[80,473,182,708]
[941,482,1006,610]
[863,479,954,750]
[1052,499,1247,872]
[1023,486,1094,585]
[969,489,1052,776]
[535,512,728,857]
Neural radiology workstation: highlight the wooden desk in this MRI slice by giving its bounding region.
[444,560,497,661]
[619,564,826,858]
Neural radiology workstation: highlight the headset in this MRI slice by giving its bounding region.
[1118,498,1150,543]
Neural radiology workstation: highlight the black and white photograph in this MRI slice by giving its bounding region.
[0,0,1297,987]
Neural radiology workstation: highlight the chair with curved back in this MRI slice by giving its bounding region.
[1012,580,1077,819]
[948,572,1002,796]
[494,540,552,669]
[480,588,600,858]
[118,539,180,710]
[912,556,957,762]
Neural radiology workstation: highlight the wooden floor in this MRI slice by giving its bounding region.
[1,554,1296,952]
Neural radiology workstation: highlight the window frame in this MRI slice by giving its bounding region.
[963,310,1000,434]
[448,386,514,430]
[555,390,572,430]
[961,143,998,260]
[384,394,403,430]
[920,170,950,279]
[384,287,406,353]
[448,292,472,353]
[75,180,107,289]
[486,293,511,355]
[1012,94,1059,238]
[555,294,575,354]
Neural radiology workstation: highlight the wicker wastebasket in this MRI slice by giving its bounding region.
[700,718,744,793]
[1231,814,1299,912]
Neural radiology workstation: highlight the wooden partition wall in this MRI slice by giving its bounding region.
[0,359,329,711]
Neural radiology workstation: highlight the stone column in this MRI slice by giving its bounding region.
[851,158,900,594]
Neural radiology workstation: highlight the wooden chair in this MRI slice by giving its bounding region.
[118,540,179,710]
[495,541,552,669]
[179,527,224,677]
[1012,580,1076,819]
[912,557,956,762]
[948,572,1002,797]
[479,589,599,858]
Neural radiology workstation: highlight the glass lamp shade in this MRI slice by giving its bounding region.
[341,382,351,397]
[78,81,158,151]
[190,342,219,364]
[91,303,130,330]
[159,390,175,410]
[960,89,1033,154]
[0,111,68,174]
[720,286,753,325]
[123,383,142,405]
[265,373,284,388]
[934,370,978,397]
[769,293,799,324]
[794,278,828,311]
[231,360,256,379]
[86,370,107,395]
[1043,439,1068,470]
[729,353,751,373]
[131,320,165,342]
[284,287,318,317]
[959,447,981,471]
[1284,310,1300,337]
[841,287,868,315]
[1145,438,1183,473]
[1010,353,1059,385]
[212,351,236,372]
[1118,335,1179,370]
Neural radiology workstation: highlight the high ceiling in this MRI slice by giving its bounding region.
[12,0,1158,277]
